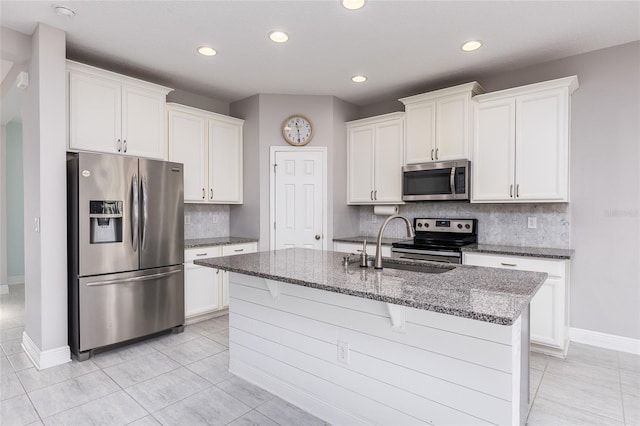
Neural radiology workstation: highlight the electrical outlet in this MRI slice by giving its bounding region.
[527,217,537,229]
[371,213,377,224]
[212,215,219,224]
[184,215,190,225]
[337,340,350,364]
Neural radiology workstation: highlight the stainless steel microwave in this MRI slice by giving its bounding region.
[402,160,470,201]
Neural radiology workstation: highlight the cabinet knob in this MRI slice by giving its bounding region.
[315,235,321,240]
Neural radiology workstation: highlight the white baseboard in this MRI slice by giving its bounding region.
[570,327,640,355]
[22,331,71,370]
[8,275,24,285]
[0,285,7,295]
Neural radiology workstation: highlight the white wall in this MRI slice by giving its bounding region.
[0,125,6,291]
[5,122,24,281]
[21,23,69,367]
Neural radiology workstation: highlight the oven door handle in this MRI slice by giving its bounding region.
[450,167,456,195]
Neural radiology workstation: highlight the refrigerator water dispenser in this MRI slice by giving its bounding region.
[89,200,123,243]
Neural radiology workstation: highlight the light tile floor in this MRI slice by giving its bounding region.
[1,284,639,425]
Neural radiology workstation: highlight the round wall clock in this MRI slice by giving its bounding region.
[282,114,314,146]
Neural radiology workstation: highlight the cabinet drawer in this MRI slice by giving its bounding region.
[463,252,565,278]
[185,246,220,262]
[221,242,257,256]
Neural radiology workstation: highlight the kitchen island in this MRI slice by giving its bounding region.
[195,249,547,425]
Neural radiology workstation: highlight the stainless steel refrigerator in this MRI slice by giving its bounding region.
[67,152,184,360]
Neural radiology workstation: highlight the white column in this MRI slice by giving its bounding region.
[21,23,69,369]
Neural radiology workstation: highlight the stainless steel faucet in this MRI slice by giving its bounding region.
[374,214,415,269]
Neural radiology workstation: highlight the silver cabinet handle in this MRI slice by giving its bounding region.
[374,190,377,200]
[435,148,439,160]
[516,184,520,198]
[210,188,213,200]
[234,248,244,252]
[509,184,514,198]
[123,140,127,153]
[202,188,205,200]
[86,269,181,286]
[501,262,518,267]
[195,253,208,257]
[370,190,374,201]
[430,148,434,161]
[117,139,121,152]
[131,174,139,252]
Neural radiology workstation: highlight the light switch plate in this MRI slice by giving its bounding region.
[184,215,190,225]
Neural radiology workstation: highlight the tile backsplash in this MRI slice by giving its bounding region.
[359,202,571,249]
[184,204,230,239]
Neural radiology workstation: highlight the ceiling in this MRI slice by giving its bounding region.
[1,1,639,107]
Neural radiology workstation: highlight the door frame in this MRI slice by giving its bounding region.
[269,146,328,251]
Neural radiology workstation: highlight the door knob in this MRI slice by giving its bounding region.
[315,235,321,240]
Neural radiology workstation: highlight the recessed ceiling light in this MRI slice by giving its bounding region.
[461,40,482,52]
[54,5,75,17]
[198,46,217,56]
[269,31,289,43]
[342,0,366,10]
[351,75,367,83]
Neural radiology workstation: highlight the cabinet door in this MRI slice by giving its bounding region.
[404,101,435,164]
[184,262,220,318]
[530,277,563,347]
[69,71,121,154]
[220,243,257,307]
[436,94,469,161]
[472,99,516,202]
[348,126,375,203]
[515,89,569,201]
[168,111,208,202]
[209,120,243,203]
[374,120,404,203]
[121,86,167,159]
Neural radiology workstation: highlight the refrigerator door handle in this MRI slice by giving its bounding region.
[85,269,181,286]
[141,177,148,250]
[131,174,139,252]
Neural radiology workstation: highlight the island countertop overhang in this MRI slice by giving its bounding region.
[195,248,547,325]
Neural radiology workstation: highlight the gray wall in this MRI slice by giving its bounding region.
[5,122,24,279]
[356,41,640,340]
[167,89,229,116]
[230,94,360,251]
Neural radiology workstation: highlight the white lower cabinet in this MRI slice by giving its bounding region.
[184,242,257,318]
[333,241,391,258]
[462,252,570,357]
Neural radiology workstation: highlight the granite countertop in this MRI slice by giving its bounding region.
[333,236,408,246]
[184,236,258,249]
[195,248,547,326]
[462,244,574,259]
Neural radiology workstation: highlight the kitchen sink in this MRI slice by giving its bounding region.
[380,260,455,274]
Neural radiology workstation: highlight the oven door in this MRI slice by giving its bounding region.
[391,247,462,264]
[402,160,469,201]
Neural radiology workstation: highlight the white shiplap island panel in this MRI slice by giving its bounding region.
[228,272,526,426]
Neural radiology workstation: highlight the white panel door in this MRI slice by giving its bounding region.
[472,99,516,202]
[436,94,468,161]
[121,86,167,159]
[515,89,568,201]
[209,119,243,203]
[274,151,324,250]
[347,126,375,203]
[168,110,208,202]
[374,120,404,203]
[68,71,121,154]
[404,101,435,164]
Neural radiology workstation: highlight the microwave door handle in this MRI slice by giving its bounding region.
[450,167,456,195]
[131,174,139,252]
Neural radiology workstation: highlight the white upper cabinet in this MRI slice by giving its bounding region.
[67,61,172,159]
[400,82,484,164]
[347,113,404,205]
[167,103,244,204]
[472,76,579,203]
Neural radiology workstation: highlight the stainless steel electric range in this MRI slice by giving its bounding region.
[391,218,478,264]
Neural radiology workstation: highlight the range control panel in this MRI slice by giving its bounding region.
[414,218,475,234]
